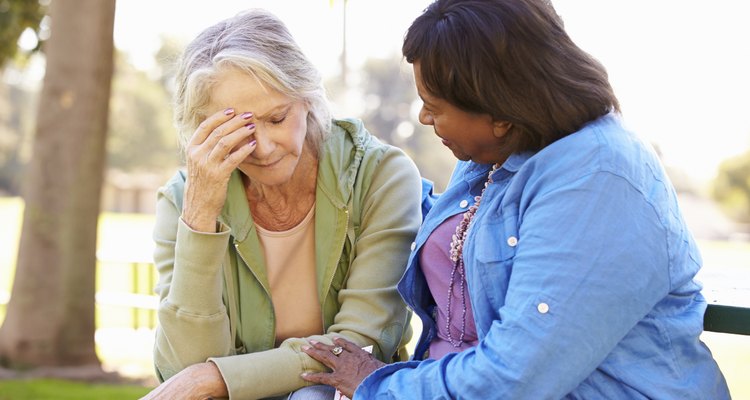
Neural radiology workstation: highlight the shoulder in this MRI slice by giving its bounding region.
[319,118,420,193]
[156,170,187,207]
[326,118,408,161]
[518,114,664,192]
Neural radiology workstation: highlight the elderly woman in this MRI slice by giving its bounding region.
[302,1,731,399]
[141,9,422,400]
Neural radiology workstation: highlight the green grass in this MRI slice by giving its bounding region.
[0,379,151,400]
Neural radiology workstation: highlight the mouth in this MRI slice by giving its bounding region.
[253,158,283,168]
[435,131,451,147]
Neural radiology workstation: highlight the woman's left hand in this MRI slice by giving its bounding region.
[301,337,386,398]
[139,362,228,400]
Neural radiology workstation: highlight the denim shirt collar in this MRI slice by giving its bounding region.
[459,151,534,184]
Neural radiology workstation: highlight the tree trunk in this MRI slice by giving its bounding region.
[0,0,115,368]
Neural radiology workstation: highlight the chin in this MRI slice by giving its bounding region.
[240,166,294,187]
[256,172,295,187]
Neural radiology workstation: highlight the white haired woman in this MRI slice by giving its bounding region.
[140,9,422,400]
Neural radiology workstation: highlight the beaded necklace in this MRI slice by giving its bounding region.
[446,163,500,347]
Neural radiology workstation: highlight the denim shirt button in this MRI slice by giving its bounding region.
[537,302,550,314]
[459,199,469,208]
[410,242,417,251]
[507,236,518,247]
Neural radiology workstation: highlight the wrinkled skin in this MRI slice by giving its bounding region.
[301,337,386,398]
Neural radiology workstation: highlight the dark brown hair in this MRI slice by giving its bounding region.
[403,0,620,153]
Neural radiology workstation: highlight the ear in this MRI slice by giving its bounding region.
[492,120,513,138]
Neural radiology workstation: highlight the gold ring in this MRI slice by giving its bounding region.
[331,346,343,356]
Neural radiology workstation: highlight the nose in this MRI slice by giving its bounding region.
[418,106,433,126]
[251,127,275,159]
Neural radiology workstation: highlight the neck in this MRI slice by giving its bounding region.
[245,145,318,231]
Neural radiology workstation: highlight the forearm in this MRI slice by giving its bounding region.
[142,361,229,400]
[153,211,234,380]
[210,334,336,399]
[154,306,232,380]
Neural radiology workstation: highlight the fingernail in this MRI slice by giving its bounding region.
[301,345,310,351]
[241,112,253,119]
[245,123,255,130]
[300,373,309,378]
[248,139,257,147]
[224,108,235,115]
[309,340,319,345]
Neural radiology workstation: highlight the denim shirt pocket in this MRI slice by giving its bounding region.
[471,212,519,308]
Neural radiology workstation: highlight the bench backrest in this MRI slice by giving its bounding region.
[704,304,750,335]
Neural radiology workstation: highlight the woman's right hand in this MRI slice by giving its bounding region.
[181,108,257,232]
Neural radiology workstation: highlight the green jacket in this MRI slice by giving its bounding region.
[152,119,422,399]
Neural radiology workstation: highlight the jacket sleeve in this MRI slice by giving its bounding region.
[151,181,234,382]
[326,146,422,358]
[206,147,424,399]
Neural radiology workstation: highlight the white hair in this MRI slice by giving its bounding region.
[173,9,332,152]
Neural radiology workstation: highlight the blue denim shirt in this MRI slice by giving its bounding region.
[357,114,730,399]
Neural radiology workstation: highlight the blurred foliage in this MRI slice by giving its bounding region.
[153,34,185,94]
[0,37,184,196]
[713,150,750,223]
[358,57,413,146]
[0,77,36,195]
[2,38,455,195]
[340,55,455,191]
[0,0,47,67]
[106,50,179,173]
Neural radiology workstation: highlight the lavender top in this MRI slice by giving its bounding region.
[420,213,479,359]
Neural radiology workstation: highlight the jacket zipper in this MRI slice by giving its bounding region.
[234,241,276,349]
[321,207,349,329]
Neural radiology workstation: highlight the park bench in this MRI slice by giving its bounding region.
[704,303,750,335]
[88,257,748,335]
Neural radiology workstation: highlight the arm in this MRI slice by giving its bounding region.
[358,171,672,398]
[152,108,255,382]
[327,147,422,358]
[208,147,423,399]
[151,184,234,381]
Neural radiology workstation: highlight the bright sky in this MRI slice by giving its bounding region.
[114,0,750,185]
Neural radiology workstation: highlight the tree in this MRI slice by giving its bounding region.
[713,150,750,224]
[0,0,116,370]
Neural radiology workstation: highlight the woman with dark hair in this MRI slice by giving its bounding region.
[301,0,730,398]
